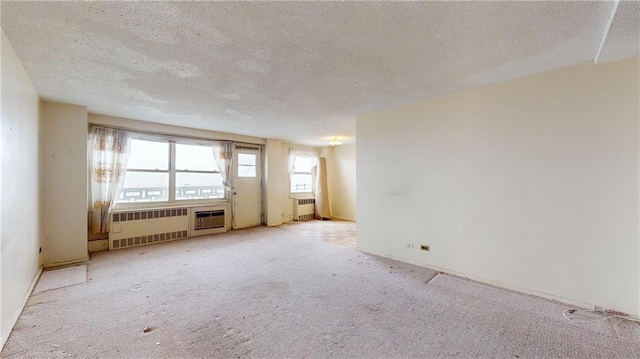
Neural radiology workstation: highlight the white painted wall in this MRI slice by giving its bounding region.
[357,57,640,316]
[40,101,89,267]
[1,31,41,349]
[265,139,283,226]
[329,144,356,221]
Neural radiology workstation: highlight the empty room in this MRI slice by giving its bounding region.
[1,1,639,358]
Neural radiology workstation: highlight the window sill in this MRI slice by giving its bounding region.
[113,199,229,211]
[289,193,315,200]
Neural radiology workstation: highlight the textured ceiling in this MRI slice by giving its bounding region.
[1,1,638,146]
[596,1,640,63]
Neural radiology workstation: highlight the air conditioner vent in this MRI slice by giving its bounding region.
[195,209,225,230]
[189,206,227,237]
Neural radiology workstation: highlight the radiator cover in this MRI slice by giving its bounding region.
[110,208,189,250]
[293,198,315,221]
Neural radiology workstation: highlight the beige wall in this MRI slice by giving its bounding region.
[264,139,283,226]
[89,114,265,145]
[1,31,41,349]
[357,57,640,316]
[329,144,356,221]
[40,101,89,267]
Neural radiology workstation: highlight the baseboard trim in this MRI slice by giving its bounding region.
[88,239,108,253]
[332,216,356,221]
[1,266,43,351]
[357,247,639,322]
[42,255,89,269]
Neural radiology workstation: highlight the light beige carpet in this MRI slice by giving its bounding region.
[33,265,87,294]
[2,222,639,358]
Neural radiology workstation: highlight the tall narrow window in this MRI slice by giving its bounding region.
[289,148,318,196]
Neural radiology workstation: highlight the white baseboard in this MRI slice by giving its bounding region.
[357,247,640,322]
[332,216,355,221]
[42,255,89,269]
[1,266,43,351]
[88,239,108,253]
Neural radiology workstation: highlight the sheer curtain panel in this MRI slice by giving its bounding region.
[288,148,318,175]
[213,142,233,190]
[89,127,130,234]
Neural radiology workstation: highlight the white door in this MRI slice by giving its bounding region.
[232,145,262,229]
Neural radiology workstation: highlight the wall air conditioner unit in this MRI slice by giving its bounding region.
[190,206,227,237]
[293,198,315,221]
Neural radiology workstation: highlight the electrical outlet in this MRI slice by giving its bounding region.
[406,243,414,249]
[420,245,430,251]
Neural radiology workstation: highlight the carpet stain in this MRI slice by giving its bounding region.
[364,304,382,313]
[254,281,290,298]
[131,282,148,290]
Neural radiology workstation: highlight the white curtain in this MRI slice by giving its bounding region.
[288,148,318,175]
[213,142,233,190]
[314,157,331,220]
[89,127,130,234]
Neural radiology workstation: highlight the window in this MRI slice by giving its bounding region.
[175,143,224,200]
[120,139,170,202]
[118,137,225,203]
[289,148,318,196]
[237,153,257,177]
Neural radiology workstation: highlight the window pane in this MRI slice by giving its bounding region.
[238,165,256,177]
[238,153,256,166]
[176,172,225,200]
[176,143,217,171]
[128,139,169,170]
[294,156,313,173]
[238,154,256,177]
[119,171,169,202]
[291,174,313,193]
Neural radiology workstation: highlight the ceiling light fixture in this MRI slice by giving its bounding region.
[329,138,343,146]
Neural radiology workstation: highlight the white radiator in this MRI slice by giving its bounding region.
[110,208,189,250]
[293,198,315,221]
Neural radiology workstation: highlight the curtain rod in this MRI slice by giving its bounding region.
[88,124,263,147]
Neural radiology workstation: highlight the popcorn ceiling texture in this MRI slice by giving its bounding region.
[597,1,640,64]
[1,2,637,145]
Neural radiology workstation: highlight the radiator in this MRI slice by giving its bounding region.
[293,198,315,221]
[110,208,189,250]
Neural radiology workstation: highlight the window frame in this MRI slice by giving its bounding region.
[115,133,227,208]
[288,148,317,199]
[235,152,257,178]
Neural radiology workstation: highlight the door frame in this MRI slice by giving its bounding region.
[231,143,263,229]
